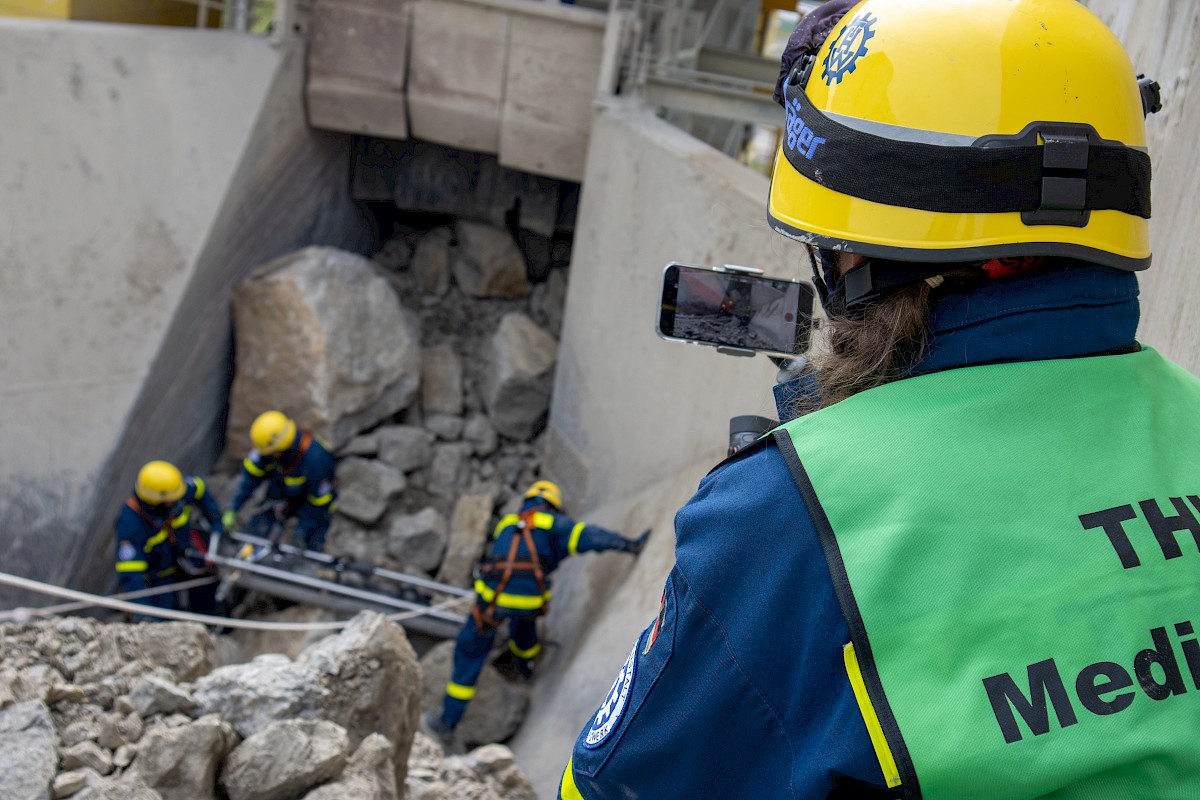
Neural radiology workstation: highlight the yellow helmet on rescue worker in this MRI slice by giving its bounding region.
[768,0,1158,284]
[524,480,563,511]
[250,410,297,455]
[135,461,186,505]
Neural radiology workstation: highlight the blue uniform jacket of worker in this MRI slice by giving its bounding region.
[484,496,633,600]
[229,429,337,548]
[562,263,1140,799]
[115,476,223,594]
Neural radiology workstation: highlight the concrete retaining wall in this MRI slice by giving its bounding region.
[0,19,369,603]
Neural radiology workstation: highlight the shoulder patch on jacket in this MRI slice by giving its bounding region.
[584,636,640,748]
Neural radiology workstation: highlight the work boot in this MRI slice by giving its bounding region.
[420,711,456,750]
[493,650,536,683]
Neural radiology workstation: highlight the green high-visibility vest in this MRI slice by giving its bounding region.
[776,348,1200,800]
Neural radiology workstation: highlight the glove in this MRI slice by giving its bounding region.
[627,528,652,555]
[222,509,236,531]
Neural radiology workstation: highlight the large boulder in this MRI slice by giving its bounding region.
[0,700,56,800]
[336,457,407,526]
[420,344,464,417]
[227,246,422,454]
[130,715,236,800]
[450,222,530,300]
[435,494,495,588]
[419,641,530,748]
[222,719,349,800]
[386,508,448,573]
[482,313,557,440]
[376,425,435,474]
[193,654,325,738]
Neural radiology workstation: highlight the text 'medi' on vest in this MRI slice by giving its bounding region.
[982,495,1200,744]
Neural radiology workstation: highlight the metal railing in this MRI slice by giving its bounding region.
[172,0,309,42]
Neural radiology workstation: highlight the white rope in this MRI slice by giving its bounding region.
[0,576,219,622]
[0,571,470,632]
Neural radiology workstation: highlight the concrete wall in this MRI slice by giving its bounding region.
[1081,0,1200,369]
[0,18,369,603]
[544,98,793,511]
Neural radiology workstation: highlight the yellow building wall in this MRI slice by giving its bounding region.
[0,0,219,26]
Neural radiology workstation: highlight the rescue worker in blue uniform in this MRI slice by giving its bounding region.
[561,2,1196,798]
[115,460,224,619]
[222,410,338,553]
[424,480,649,746]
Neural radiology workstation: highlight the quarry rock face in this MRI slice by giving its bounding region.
[227,246,422,454]
[0,613,536,800]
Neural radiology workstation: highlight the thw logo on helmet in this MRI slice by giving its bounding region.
[822,12,877,85]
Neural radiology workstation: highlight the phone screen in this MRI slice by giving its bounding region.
[658,263,814,356]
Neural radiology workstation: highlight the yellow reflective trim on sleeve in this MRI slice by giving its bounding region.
[844,642,902,789]
[308,493,333,507]
[156,566,178,578]
[144,530,169,551]
[567,521,586,555]
[474,580,547,610]
[493,514,519,539]
[532,511,555,529]
[284,475,306,487]
[192,477,206,499]
[445,682,476,700]
[115,560,148,573]
[508,640,542,659]
[243,458,266,477]
[559,757,586,800]
[171,508,190,529]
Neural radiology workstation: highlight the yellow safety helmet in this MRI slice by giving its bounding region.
[250,410,297,455]
[768,0,1158,293]
[524,480,563,510]
[135,461,186,505]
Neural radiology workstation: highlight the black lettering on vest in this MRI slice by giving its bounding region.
[1176,621,1200,691]
[1074,661,1135,715]
[1134,626,1187,700]
[1139,497,1200,561]
[983,658,1078,744]
[1079,505,1140,568]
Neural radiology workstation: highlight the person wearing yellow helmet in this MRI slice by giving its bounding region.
[561,2,1200,798]
[422,479,650,749]
[115,460,224,620]
[222,411,338,552]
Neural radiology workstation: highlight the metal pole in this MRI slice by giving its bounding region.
[233,0,250,32]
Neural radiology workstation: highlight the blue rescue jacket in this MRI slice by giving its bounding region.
[114,476,223,591]
[562,264,1141,799]
[229,428,337,516]
[477,497,633,614]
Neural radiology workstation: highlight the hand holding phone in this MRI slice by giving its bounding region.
[656,262,815,358]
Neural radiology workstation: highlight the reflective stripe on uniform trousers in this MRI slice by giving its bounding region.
[473,580,551,610]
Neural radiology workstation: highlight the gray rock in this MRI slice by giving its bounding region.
[193,654,326,739]
[387,508,448,572]
[428,443,473,499]
[373,235,414,272]
[482,313,557,440]
[113,745,136,769]
[223,720,348,800]
[61,740,113,775]
[0,701,57,800]
[463,414,498,457]
[411,228,453,298]
[118,711,144,745]
[300,733,397,800]
[336,457,407,525]
[297,612,422,790]
[377,425,435,473]
[529,266,568,338]
[52,768,100,799]
[96,713,123,750]
[73,774,163,800]
[420,344,464,416]
[424,412,464,441]
[47,683,86,705]
[129,676,194,718]
[325,517,390,565]
[451,222,531,300]
[419,641,530,748]
[62,718,100,747]
[435,495,496,588]
[227,247,423,454]
[338,431,380,457]
[131,715,235,800]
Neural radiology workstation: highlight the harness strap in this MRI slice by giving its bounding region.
[278,430,313,476]
[475,509,550,630]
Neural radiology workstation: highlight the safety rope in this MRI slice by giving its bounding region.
[0,571,470,631]
[0,576,219,622]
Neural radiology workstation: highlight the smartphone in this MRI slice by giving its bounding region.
[657,262,815,358]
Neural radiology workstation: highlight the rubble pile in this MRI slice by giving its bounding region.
[0,612,538,800]
[219,215,571,590]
